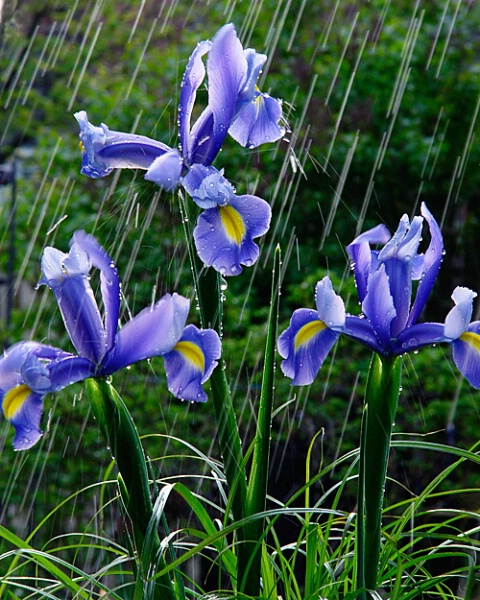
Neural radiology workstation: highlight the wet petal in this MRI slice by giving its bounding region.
[452,322,480,388]
[395,322,448,354]
[2,385,43,451]
[361,264,396,352]
[101,293,190,373]
[163,324,221,402]
[315,277,345,330]
[278,308,340,386]
[240,48,266,102]
[343,315,383,354]
[182,164,235,209]
[145,149,183,191]
[72,231,120,353]
[193,193,271,276]
[444,286,477,340]
[229,92,284,148]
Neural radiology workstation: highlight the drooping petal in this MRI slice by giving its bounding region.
[361,264,396,352]
[394,322,448,354]
[40,243,107,364]
[145,149,183,191]
[451,322,480,388]
[228,92,284,148]
[179,39,212,163]
[72,231,120,353]
[346,223,391,303]
[407,203,444,326]
[343,315,383,354]
[181,164,235,209]
[444,286,477,340]
[278,308,340,386]
[2,385,43,450]
[315,277,346,330]
[193,193,271,276]
[163,324,221,401]
[75,111,172,178]
[101,293,190,373]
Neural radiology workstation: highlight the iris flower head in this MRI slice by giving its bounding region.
[279,203,480,388]
[0,232,221,450]
[75,23,283,276]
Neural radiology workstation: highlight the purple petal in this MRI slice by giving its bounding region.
[75,111,171,178]
[193,193,271,276]
[40,243,107,364]
[346,223,391,303]
[145,149,183,191]
[394,322,449,354]
[179,40,212,163]
[343,315,383,354]
[240,48,267,102]
[444,286,477,340]
[2,385,43,450]
[452,323,480,387]
[181,164,235,209]
[101,293,190,373]
[361,264,396,352]
[163,324,221,402]
[315,277,345,329]
[228,92,284,149]
[278,308,339,386]
[72,231,120,353]
[407,203,444,326]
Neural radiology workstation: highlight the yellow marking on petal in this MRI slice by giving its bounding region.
[460,331,480,353]
[175,341,205,372]
[294,320,326,350]
[79,141,85,152]
[219,205,246,245]
[3,384,31,421]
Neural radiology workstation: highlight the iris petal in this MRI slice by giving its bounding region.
[278,308,340,386]
[193,193,271,276]
[182,164,235,209]
[163,324,221,402]
[444,286,477,340]
[2,385,43,451]
[101,293,190,373]
[362,264,396,351]
[145,149,183,191]
[452,324,480,388]
[228,92,284,149]
[315,277,345,329]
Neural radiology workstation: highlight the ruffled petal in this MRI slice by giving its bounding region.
[228,92,284,148]
[193,193,271,276]
[145,149,183,191]
[181,164,235,209]
[163,324,221,401]
[40,243,107,364]
[452,322,480,387]
[361,264,396,352]
[101,293,190,373]
[75,111,171,178]
[444,286,477,340]
[72,231,120,352]
[179,39,212,162]
[315,277,345,330]
[278,308,339,386]
[346,223,391,303]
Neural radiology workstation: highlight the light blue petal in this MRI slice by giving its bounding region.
[228,92,284,148]
[163,324,221,402]
[145,149,183,191]
[444,286,477,340]
[278,308,339,386]
[240,48,266,102]
[101,293,190,373]
[193,193,271,276]
[315,277,345,330]
[181,164,235,209]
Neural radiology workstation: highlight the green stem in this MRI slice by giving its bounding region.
[85,378,176,600]
[357,354,402,597]
[241,246,281,596]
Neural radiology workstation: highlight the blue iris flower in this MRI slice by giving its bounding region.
[75,24,284,276]
[279,203,480,388]
[0,231,221,450]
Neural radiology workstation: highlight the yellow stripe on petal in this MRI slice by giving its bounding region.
[219,205,246,245]
[3,384,32,421]
[294,320,326,350]
[460,331,480,353]
[175,341,205,372]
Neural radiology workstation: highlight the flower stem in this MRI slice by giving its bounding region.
[85,377,176,600]
[356,354,402,597]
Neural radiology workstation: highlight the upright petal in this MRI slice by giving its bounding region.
[407,203,444,326]
[315,277,345,330]
[346,223,391,303]
[163,324,221,401]
[361,264,396,352]
[40,243,107,364]
[444,286,477,340]
[75,111,172,178]
[72,231,120,353]
[101,293,190,373]
[278,308,340,386]
[193,193,271,276]
[145,149,183,191]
